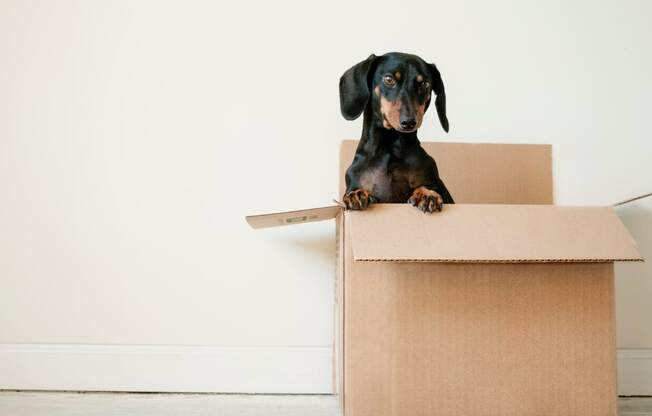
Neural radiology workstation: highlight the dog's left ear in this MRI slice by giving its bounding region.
[428,63,449,132]
[339,54,377,120]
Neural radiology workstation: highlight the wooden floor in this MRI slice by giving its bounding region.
[0,392,650,415]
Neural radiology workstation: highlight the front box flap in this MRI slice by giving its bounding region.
[348,204,642,262]
[246,205,342,229]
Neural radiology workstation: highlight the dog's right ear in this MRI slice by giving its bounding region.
[339,54,377,120]
[428,63,449,133]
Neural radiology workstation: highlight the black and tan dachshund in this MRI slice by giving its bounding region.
[339,52,454,213]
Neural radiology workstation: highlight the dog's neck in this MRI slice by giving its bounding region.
[358,107,419,157]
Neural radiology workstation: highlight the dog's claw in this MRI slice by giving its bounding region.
[408,187,443,214]
[343,189,375,210]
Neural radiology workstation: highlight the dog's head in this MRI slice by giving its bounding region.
[339,52,448,133]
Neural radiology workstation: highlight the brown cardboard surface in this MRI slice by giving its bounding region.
[245,205,341,229]
[343,243,618,415]
[348,203,642,262]
[339,140,553,204]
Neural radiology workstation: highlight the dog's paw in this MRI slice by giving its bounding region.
[408,187,443,213]
[343,189,376,210]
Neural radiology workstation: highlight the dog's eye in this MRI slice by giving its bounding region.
[383,75,396,87]
[420,81,430,90]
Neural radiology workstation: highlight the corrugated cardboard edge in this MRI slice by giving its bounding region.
[354,258,642,263]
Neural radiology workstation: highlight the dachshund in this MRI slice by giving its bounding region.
[339,52,454,213]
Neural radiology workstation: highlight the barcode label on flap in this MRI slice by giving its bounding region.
[281,215,319,224]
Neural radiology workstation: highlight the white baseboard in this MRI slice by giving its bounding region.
[2,344,649,396]
[618,349,652,396]
[0,344,333,394]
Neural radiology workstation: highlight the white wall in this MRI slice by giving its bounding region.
[1,0,651,394]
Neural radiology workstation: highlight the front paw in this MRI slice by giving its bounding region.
[343,189,376,210]
[408,187,443,213]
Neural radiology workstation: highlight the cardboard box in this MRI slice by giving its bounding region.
[246,140,642,416]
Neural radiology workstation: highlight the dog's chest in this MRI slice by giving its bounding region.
[359,161,412,203]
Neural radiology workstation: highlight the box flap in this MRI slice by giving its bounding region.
[246,205,342,229]
[348,204,642,262]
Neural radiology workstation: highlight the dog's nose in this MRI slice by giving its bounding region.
[400,118,417,130]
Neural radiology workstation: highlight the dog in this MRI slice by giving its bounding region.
[339,52,454,213]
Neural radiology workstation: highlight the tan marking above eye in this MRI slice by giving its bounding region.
[416,74,424,82]
[394,71,401,80]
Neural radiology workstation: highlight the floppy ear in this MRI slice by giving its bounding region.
[428,63,449,132]
[339,54,377,120]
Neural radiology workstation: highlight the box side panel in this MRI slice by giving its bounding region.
[344,261,616,416]
[339,140,553,204]
[334,211,346,406]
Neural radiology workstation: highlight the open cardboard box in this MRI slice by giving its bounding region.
[246,140,642,416]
